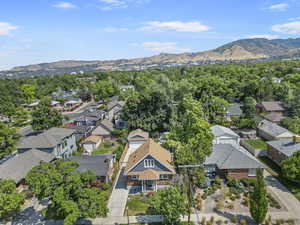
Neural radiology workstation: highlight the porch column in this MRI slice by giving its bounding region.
[141,180,144,192]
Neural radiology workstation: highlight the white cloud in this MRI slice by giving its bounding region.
[53,2,77,9]
[272,21,300,34]
[246,34,279,39]
[288,16,300,21]
[98,0,148,10]
[141,21,210,33]
[269,3,289,11]
[0,22,18,35]
[140,42,190,53]
[101,27,129,32]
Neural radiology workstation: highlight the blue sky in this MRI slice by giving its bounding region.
[1,0,300,70]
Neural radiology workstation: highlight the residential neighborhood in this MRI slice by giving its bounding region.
[1,60,300,225]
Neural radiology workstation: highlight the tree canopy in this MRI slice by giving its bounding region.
[281,151,300,184]
[26,159,109,225]
[31,97,63,130]
[0,179,25,220]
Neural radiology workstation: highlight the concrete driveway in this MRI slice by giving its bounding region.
[107,168,129,217]
[265,171,300,219]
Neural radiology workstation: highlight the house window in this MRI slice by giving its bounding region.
[160,174,169,180]
[131,175,139,180]
[144,159,154,168]
[248,168,256,177]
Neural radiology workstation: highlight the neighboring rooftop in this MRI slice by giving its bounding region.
[0,149,55,183]
[70,154,114,177]
[267,138,300,157]
[226,103,243,117]
[128,129,149,141]
[211,125,239,138]
[263,112,285,123]
[205,144,264,169]
[258,101,284,112]
[258,120,294,138]
[18,127,75,149]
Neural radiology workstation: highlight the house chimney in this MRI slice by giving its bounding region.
[293,136,300,143]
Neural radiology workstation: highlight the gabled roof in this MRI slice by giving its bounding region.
[0,150,55,183]
[211,125,239,138]
[226,103,243,117]
[82,135,102,144]
[259,101,284,111]
[107,101,126,112]
[205,144,264,169]
[258,120,294,138]
[92,119,114,136]
[125,139,175,174]
[128,129,149,141]
[70,154,114,177]
[267,139,300,157]
[18,128,75,149]
[263,112,285,123]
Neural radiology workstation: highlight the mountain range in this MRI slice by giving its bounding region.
[1,37,300,78]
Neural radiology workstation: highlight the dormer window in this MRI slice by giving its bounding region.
[144,159,154,168]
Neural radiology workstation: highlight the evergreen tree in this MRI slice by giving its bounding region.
[250,169,268,224]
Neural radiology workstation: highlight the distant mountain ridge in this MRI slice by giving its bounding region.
[1,37,300,78]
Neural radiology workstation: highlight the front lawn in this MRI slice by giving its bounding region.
[245,139,267,150]
[258,156,300,201]
[126,195,153,216]
[92,140,123,155]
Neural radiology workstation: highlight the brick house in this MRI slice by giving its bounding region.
[204,144,265,179]
[267,137,300,165]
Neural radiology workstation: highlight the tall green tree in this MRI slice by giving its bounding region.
[243,97,257,119]
[0,122,20,159]
[0,179,25,220]
[166,95,213,165]
[250,169,268,224]
[281,151,300,184]
[151,186,187,225]
[21,84,37,103]
[31,97,63,130]
[92,80,116,101]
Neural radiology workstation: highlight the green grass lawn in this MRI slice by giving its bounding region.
[92,141,122,155]
[246,139,267,150]
[258,156,300,201]
[126,195,152,216]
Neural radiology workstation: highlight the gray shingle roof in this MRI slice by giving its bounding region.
[92,119,114,136]
[259,101,284,111]
[211,125,239,138]
[258,120,294,138]
[205,144,264,169]
[0,150,55,183]
[18,128,75,149]
[226,103,243,117]
[263,112,285,123]
[267,139,300,157]
[70,154,114,177]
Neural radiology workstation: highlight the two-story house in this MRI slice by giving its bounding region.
[124,138,176,192]
[17,128,77,158]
